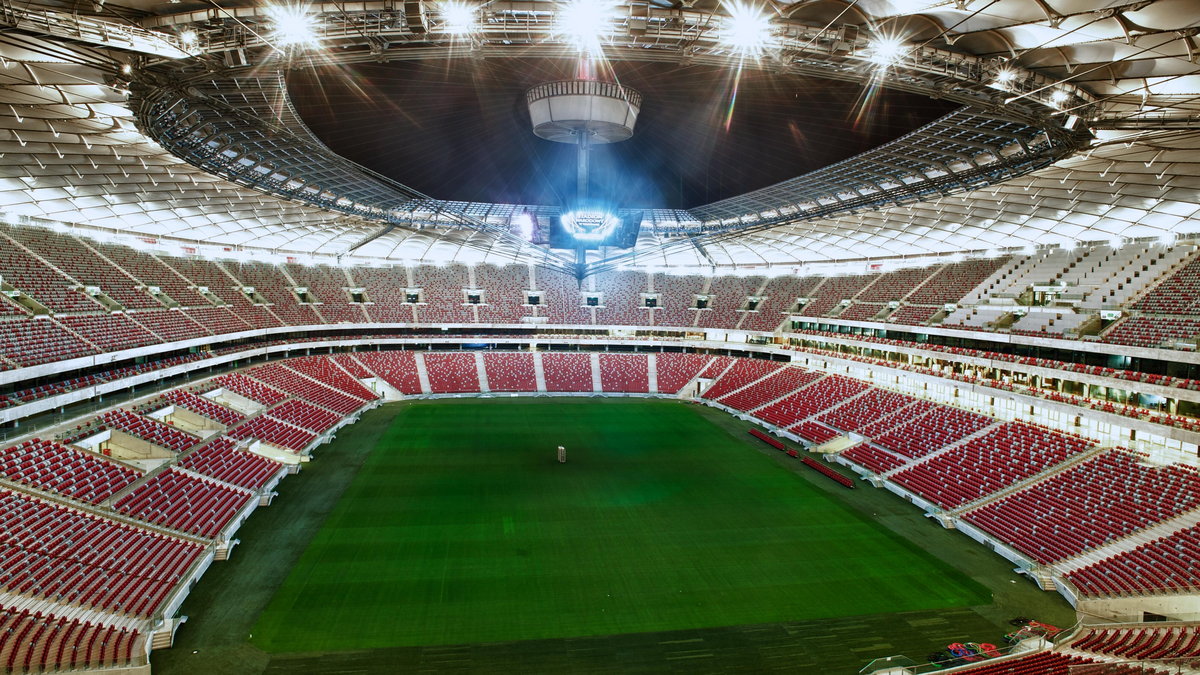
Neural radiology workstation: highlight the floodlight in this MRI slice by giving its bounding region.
[441,1,475,35]
[558,0,617,53]
[866,36,908,67]
[721,2,771,54]
[179,29,197,46]
[988,67,1016,90]
[561,210,621,241]
[267,3,318,47]
[1049,89,1069,107]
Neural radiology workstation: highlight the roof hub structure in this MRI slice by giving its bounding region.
[526,78,642,205]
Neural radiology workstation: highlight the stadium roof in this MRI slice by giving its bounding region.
[0,0,1197,271]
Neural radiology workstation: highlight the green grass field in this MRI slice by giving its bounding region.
[250,398,991,653]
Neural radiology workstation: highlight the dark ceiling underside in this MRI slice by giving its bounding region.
[287,58,959,211]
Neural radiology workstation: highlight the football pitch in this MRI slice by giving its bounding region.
[249,398,990,653]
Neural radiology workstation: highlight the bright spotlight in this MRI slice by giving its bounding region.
[441,1,475,35]
[267,3,318,47]
[179,29,197,46]
[722,2,772,55]
[988,67,1016,90]
[561,210,621,241]
[1049,89,1069,107]
[866,36,908,67]
[558,0,617,53]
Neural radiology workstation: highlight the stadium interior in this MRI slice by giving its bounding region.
[0,0,1198,672]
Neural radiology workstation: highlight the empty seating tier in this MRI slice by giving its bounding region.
[541,353,594,392]
[890,422,1094,509]
[482,352,537,392]
[351,351,423,394]
[0,604,141,672]
[179,437,282,490]
[717,368,821,413]
[0,439,139,504]
[247,363,366,413]
[872,406,993,459]
[793,421,839,444]
[99,409,200,454]
[963,451,1200,564]
[701,358,781,400]
[598,353,649,393]
[229,416,316,453]
[1070,626,1200,661]
[284,356,377,401]
[163,389,244,427]
[268,399,342,433]
[817,389,917,433]
[841,444,910,474]
[211,373,287,406]
[1066,522,1200,597]
[753,375,869,429]
[114,469,253,538]
[423,352,481,394]
[0,489,204,616]
[653,353,712,394]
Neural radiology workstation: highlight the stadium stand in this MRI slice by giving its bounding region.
[594,271,649,326]
[247,363,367,413]
[178,437,282,490]
[872,406,995,459]
[598,353,649,392]
[351,351,424,394]
[164,257,282,329]
[653,273,704,328]
[1066,522,1200,597]
[1070,625,1200,660]
[0,603,141,671]
[701,358,782,400]
[752,375,870,429]
[284,264,365,324]
[538,268,591,325]
[859,266,936,302]
[0,232,112,313]
[126,308,210,343]
[475,264,532,324]
[267,399,343,433]
[423,352,482,393]
[483,352,537,392]
[799,273,878,317]
[163,389,245,427]
[413,264,474,324]
[349,266,413,323]
[963,451,1200,564]
[653,353,713,394]
[737,275,822,332]
[817,389,919,433]
[0,319,99,367]
[697,275,762,329]
[890,422,1095,509]
[836,302,885,321]
[717,367,821,413]
[229,416,316,453]
[211,373,288,407]
[938,651,1143,674]
[0,489,204,616]
[0,439,140,504]
[114,469,253,538]
[55,314,159,352]
[284,356,378,401]
[98,409,200,454]
[541,353,594,392]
